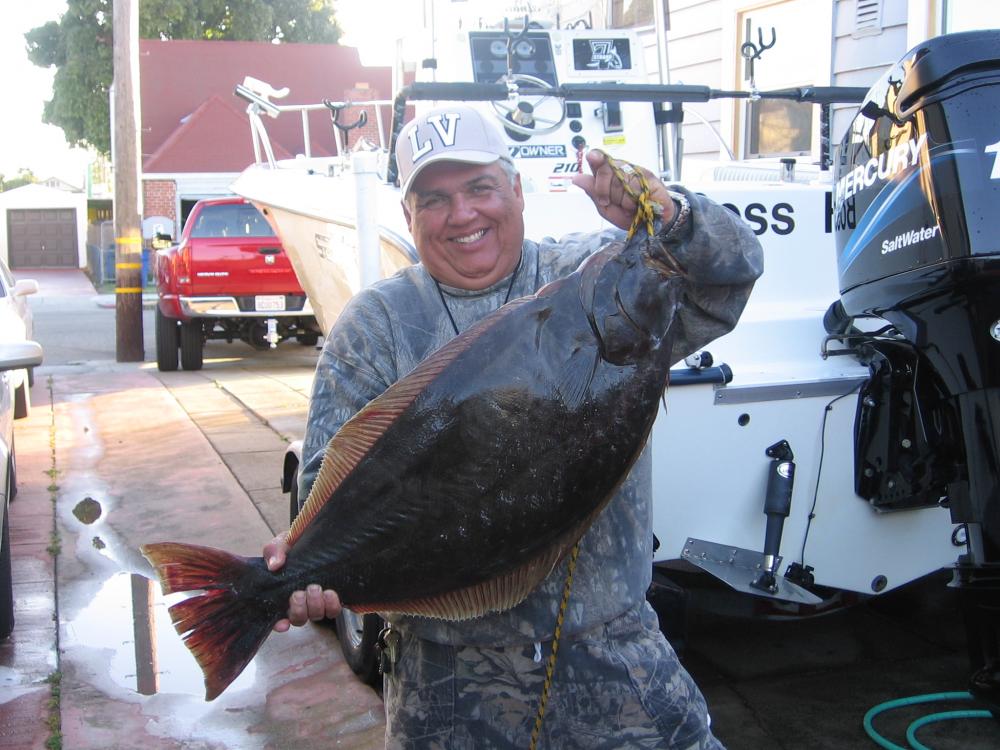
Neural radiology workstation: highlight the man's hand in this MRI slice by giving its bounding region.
[264,534,343,632]
[572,149,675,231]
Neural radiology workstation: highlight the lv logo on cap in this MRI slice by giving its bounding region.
[407,113,463,162]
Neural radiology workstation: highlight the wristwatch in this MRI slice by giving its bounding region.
[659,190,691,241]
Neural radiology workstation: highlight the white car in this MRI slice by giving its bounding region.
[0,340,43,638]
[0,260,39,418]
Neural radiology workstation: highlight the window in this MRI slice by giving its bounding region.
[736,0,825,159]
[943,0,1000,32]
[610,0,655,27]
[191,204,274,239]
[746,99,813,157]
[0,261,12,297]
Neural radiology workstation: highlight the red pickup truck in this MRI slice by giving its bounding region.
[155,197,320,371]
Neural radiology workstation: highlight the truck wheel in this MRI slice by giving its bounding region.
[297,332,319,346]
[289,464,302,524]
[13,380,29,420]
[1,469,15,638]
[180,321,204,371]
[155,309,180,371]
[336,608,383,686]
[287,462,381,685]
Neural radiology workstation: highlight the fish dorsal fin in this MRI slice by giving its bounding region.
[286,297,533,547]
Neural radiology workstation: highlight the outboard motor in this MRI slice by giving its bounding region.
[832,30,1000,709]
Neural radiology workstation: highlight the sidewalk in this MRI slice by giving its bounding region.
[13,267,155,309]
[93,293,157,310]
[1,380,57,749]
[1,361,384,750]
[15,269,97,298]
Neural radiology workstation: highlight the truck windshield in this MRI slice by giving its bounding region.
[190,204,274,239]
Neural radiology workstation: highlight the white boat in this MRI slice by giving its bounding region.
[231,16,963,607]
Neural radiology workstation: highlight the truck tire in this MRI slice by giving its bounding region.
[13,380,29,420]
[155,309,180,372]
[336,608,383,686]
[1,470,14,638]
[289,464,302,524]
[288,461,382,685]
[298,332,319,347]
[180,321,204,371]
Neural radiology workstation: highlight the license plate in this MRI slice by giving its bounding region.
[255,295,286,312]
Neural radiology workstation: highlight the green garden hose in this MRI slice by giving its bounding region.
[863,691,993,749]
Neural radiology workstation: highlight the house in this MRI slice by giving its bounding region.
[0,182,87,269]
[644,0,1000,173]
[138,39,392,235]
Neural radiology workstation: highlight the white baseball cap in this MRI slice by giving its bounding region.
[395,105,513,198]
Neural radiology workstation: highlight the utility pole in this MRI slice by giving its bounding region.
[113,0,145,361]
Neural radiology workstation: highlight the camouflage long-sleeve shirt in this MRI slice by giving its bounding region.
[298,187,763,646]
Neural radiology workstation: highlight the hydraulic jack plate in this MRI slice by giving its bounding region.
[681,537,823,605]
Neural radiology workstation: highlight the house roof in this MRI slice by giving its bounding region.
[41,177,83,192]
[139,39,392,174]
[143,95,302,173]
[0,183,86,209]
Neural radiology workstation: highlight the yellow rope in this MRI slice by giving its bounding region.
[528,541,581,750]
[608,159,658,240]
[527,158,656,750]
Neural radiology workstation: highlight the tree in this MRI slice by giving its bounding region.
[0,169,38,192]
[25,0,342,155]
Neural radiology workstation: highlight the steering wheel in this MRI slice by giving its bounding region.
[490,74,567,137]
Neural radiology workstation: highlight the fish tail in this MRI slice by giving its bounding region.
[142,541,279,701]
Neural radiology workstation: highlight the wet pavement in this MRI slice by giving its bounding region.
[2,269,999,749]
[2,269,384,749]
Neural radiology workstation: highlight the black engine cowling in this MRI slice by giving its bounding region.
[834,30,1000,559]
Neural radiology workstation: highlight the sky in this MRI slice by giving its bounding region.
[0,0,92,187]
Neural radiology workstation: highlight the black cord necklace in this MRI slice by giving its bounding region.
[435,252,523,336]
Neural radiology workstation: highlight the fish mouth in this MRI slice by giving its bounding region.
[452,228,489,245]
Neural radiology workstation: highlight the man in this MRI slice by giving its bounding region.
[264,104,763,748]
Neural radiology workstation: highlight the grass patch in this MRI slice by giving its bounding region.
[45,376,63,750]
[44,671,62,750]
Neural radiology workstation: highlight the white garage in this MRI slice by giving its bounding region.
[0,183,87,269]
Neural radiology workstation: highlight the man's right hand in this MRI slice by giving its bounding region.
[264,534,343,632]
[572,149,675,232]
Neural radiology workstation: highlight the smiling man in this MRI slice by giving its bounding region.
[264,105,763,749]
[397,108,526,290]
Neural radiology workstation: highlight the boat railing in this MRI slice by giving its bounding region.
[379,81,869,184]
[236,75,868,185]
[234,76,394,170]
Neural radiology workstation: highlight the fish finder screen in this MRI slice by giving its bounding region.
[572,38,632,71]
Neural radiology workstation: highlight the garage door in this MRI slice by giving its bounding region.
[7,208,78,268]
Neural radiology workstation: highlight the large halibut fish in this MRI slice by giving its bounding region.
[142,228,686,700]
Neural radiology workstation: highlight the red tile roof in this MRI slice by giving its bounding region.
[143,94,298,173]
[139,39,392,174]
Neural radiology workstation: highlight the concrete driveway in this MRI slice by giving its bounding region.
[2,269,384,749]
